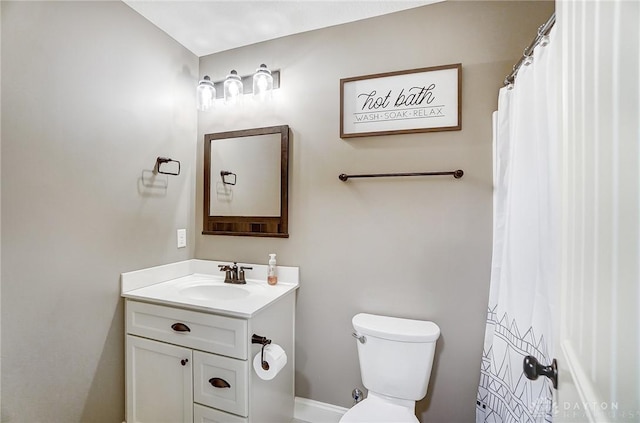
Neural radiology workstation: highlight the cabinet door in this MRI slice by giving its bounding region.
[126,335,193,423]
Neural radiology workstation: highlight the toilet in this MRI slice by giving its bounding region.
[339,313,440,423]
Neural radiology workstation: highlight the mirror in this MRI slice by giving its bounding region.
[203,125,289,237]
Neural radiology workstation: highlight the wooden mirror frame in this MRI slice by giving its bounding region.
[203,125,289,238]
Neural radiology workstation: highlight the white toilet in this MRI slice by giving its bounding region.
[339,313,440,423]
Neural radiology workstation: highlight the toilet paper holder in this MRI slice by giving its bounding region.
[252,334,272,371]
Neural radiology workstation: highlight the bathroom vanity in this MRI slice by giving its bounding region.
[121,260,298,423]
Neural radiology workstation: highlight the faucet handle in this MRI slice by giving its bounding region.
[238,266,253,283]
[219,265,234,283]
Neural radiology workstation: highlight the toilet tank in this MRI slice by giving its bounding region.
[352,313,440,401]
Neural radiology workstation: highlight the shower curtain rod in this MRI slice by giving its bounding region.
[504,12,556,86]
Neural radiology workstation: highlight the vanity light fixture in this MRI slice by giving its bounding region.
[196,65,280,110]
[196,75,216,111]
[224,70,244,106]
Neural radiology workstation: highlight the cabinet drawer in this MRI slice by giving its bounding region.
[126,300,248,359]
[194,403,248,423]
[193,351,249,417]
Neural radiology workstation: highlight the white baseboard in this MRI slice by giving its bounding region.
[294,397,348,423]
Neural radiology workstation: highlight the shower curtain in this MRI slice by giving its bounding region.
[476,26,559,423]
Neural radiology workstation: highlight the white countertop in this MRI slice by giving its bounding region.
[121,259,299,318]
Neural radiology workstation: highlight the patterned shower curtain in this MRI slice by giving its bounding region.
[476,25,560,423]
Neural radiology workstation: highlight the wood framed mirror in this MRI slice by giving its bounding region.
[203,125,289,237]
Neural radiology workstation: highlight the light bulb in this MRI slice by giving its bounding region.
[224,70,243,106]
[196,76,215,111]
[253,64,273,102]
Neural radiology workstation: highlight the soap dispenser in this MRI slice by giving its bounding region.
[267,253,278,285]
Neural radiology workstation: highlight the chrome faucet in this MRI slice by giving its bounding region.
[218,262,252,284]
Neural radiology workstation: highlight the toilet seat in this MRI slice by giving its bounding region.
[339,394,419,423]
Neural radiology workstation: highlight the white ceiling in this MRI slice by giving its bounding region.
[123,0,442,57]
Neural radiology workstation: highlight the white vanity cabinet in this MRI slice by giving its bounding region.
[124,291,296,423]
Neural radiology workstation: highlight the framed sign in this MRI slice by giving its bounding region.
[340,63,461,138]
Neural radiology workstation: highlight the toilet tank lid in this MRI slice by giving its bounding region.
[352,313,440,342]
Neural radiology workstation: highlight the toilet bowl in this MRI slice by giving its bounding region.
[339,313,440,423]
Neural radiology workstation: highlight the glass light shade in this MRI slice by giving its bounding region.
[253,64,273,102]
[197,75,216,111]
[224,70,244,106]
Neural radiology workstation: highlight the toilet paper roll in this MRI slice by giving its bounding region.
[253,344,287,380]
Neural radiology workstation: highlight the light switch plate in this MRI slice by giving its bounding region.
[177,229,187,248]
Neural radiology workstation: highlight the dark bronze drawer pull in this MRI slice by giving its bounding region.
[180,358,189,366]
[209,377,231,389]
[171,322,191,332]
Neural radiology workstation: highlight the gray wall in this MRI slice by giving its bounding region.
[196,2,554,422]
[1,2,197,422]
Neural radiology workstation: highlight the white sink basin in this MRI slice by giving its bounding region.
[179,283,251,301]
[175,278,268,302]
